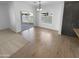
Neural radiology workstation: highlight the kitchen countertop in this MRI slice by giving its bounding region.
[73,28,79,37]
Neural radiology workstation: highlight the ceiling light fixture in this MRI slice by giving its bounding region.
[37,1,42,11]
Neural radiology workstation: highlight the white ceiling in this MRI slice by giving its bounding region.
[25,1,63,6]
[0,1,63,6]
[26,1,51,5]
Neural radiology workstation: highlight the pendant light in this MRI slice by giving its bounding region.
[37,1,42,11]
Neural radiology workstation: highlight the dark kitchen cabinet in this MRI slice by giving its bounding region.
[62,1,79,37]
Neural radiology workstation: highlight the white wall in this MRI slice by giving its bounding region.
[0,2,10,30]
[36,1,64,34]
[9,1,64,34]
[9,1,35,32]
[9,2,16,32]
[0,1,64,35]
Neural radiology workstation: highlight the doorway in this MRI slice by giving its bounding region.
[20,11,34,31]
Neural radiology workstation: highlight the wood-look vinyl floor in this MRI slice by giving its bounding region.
[10,27,79,58]
[0,29,28,58]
